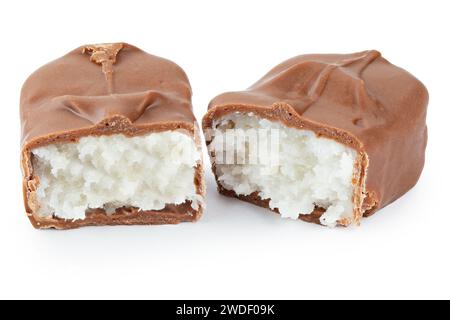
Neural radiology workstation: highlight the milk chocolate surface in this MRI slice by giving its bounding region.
[20,43,204,229]
[203,50,428,224]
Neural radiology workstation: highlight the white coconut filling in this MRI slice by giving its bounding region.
[209,113,357,227]
[32,131,202,220]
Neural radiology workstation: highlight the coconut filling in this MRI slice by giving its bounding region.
[209,113,357,227]
[31,131,202,220]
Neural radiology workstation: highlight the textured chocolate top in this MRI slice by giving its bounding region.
[20,43,196,148]
[207,50,428,213]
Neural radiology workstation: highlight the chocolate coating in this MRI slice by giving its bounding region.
[20,43,204,229]
[203,50,428,225]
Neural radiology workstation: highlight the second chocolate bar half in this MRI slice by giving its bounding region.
[203,50,428,227]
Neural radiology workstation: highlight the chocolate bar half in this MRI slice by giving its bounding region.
[20,43,204,229]
[203,51,428,227]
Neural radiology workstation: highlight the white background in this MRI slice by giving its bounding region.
[0,0,449,300]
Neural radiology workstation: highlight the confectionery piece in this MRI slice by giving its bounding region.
[21,43,204,229]
[203,50,428,227]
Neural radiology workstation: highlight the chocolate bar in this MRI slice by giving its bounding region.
[20,43,204,229]
[203,50,428,227]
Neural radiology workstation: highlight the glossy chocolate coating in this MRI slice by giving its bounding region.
[20,43,204,229]
[21,43,196,146]
[203,50,428,225]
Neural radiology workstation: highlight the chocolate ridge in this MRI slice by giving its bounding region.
[82,43,124,93]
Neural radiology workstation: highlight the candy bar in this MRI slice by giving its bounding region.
[20,43,204,229]
[203,51,428,227]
